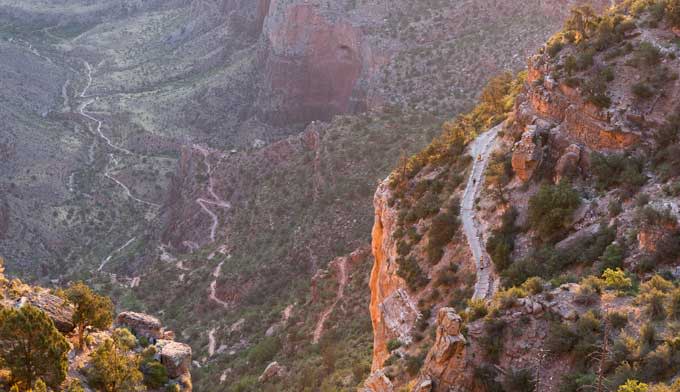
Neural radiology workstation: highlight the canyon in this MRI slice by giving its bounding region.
[1,0,660,391]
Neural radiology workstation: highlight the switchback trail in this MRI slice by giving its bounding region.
[194,145,231,243]
[461,124,501,300]
[76,61,160,207]
[312,257,348,344]
[209,261,230,309]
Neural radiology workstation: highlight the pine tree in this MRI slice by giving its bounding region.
[65,281,114,350]
[0,305,70,390]
[87,339,145,392]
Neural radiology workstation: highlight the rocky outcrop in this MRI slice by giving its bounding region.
[416,308,467,387]
[22,292,74,333]
[369,180,418,371]
[554,144,583,183]
[521,58,639,151]
[511,125,543,182]
[159,340,193,378]
[117,311,163,339]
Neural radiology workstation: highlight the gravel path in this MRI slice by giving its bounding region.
[461,124,501,300]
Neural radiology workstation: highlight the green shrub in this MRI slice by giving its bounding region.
[248,336,281,365]
[528,182,581,241]
[632,82,655,99]
[397,256,428,290]
[467,298,489,321]
[486,208,519,271]
[479,317,507,363]
[502,368,536,391]
[591,152,646,195]
[521,277,545,295]
[141,360,168,389]
[426,210,460,264]
[635,42,662,68]
[386,339,402,352]
[607,311,629,330]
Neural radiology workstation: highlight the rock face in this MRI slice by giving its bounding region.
[521,57,639,152]
[416,308,467,386]
[159,340,193,379]
[369,181,418,371]
[23,292,74,333]
[257,1,374,125]
[511,125,543,182]
[117,311,163,339]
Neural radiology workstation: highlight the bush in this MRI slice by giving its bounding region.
[494,287,527,310]
[397,256,428,290]
[591,152,646,195]
[528,182,581,241]
[386,339,402,352]
[426,210,460,264]
[502,368,536,391]
[521,277,545,295]
[603,268,633,292]
[607,311,629,330]
[480,317,507,362]
[467,298,489,321]
[635,42,662,68]
[632,82,655,99]
[619,380,650,392]
[486,208,519,271]
[248,336,281,365]
[141,360,168,389]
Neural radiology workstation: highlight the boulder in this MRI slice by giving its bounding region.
[554,144,582,183]
[117,311,163,339]
[24,292,75,333]
[159,340,192,378]
[512,126,543,182]
[258,361,285,383]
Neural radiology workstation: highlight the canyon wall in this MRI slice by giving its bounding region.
[256,0,381,126]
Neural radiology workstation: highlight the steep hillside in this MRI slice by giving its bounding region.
[364,2,680,391]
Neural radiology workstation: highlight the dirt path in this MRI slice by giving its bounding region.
[312,257,348,344]
[98,237,136,272]
[194,145,231,243]
[208,327,218,357]
[461,124,501,300]
[209,261,230,308]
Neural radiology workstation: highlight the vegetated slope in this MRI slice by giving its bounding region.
[0,0,613,391]
[0,257,193,391]
[364,2,680,391]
